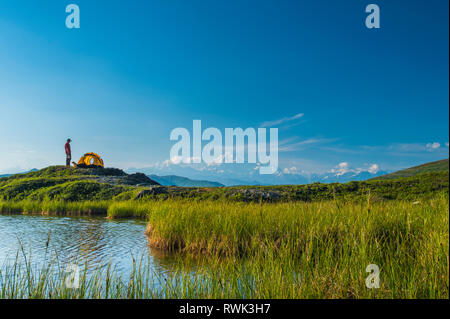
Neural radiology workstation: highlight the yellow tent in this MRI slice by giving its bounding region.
[75,152,104,168]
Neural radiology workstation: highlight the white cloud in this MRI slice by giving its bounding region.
[206,152,234,166]
[368,164,379,174]
[323,141,449,157]
[330,162,350,176]
[426,142,441,150]
[282,166,298,174]
[169,156,202,165]
[329,162,381,176]
[260,113,304,128]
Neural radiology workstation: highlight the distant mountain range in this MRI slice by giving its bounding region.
[127,164,389,186]
[3,159,447,186]
[372,159,449,180]
[0,168,38,179]
[309,170,389,184]
[130,159,448,186]
[148,175,224,187]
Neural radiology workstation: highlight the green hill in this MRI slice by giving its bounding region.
[0,166,159,202]
[0,165,447,203]
[372,159,449,180]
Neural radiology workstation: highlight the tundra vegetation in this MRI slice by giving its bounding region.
[0,165,448,298]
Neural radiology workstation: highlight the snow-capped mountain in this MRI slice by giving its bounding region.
[126,161,389,186]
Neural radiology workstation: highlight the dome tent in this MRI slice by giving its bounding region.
[74,152,104,168]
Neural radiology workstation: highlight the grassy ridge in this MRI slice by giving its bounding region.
[0,165,448,203]
[373,159,448,180]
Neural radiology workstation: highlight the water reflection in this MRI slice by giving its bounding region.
[0,214,182,279]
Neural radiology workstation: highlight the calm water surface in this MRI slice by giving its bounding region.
[0,214,180,280]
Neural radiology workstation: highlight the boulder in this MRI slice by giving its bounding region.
[236,189,281,202]
[135,186,168,199]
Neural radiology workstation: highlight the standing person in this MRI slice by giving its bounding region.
[65,138,72,166]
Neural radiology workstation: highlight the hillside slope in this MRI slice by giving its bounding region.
[0,166,447,203]
[372,159,448,180]
[0,166,159,201]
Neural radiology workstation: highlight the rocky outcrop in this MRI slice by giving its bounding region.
[135,186,169,199]
[80,167,127,177]
[235,189,281,202]
[83,169,160,186]
[124,173,160,186]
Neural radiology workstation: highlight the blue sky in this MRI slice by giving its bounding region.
[0,0,448,178]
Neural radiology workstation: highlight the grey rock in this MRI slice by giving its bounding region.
[125,173,160,186]
[236,189,281,202]
[135,187,168,199]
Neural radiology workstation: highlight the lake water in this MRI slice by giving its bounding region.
[0,214,180,282]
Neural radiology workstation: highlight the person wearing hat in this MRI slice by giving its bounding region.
[65,138,72,166]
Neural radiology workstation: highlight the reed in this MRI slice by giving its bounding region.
[1,194,448,298]
[0,200,110,216]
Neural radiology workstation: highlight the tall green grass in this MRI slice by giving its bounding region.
[0,250,167,299]
[1,195,448,298]
[108,195,449,298]
[0,200,110,215]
